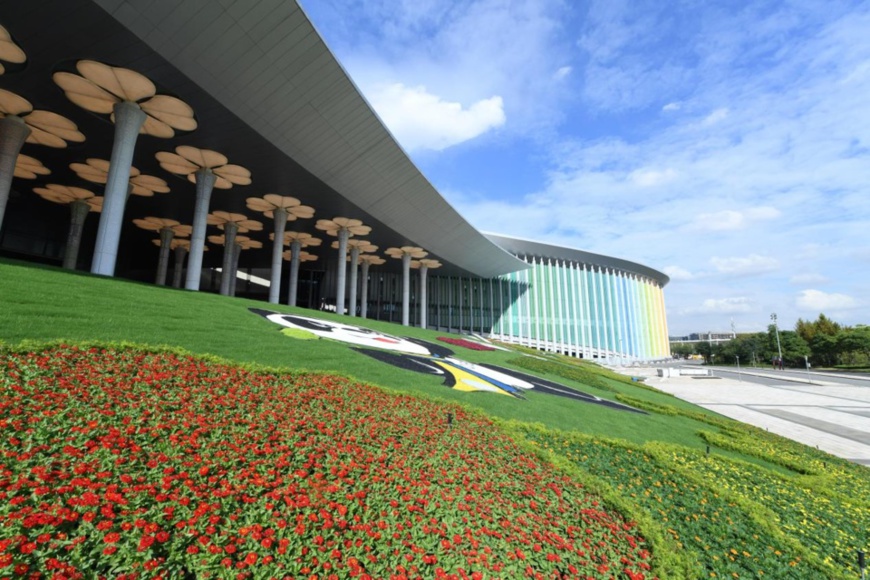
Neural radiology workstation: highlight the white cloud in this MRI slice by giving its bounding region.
[691,206,781,231]
[628,167,678,187]
[702,107,729,125]
[789,273,829,285]
[311,0,570,139]
[710,254,779,276]
[689,297,753,314]
[554,66,572,80]
[745,207,780,220]
[796,289,857,310]
[306,0,870,335]
[367,83,506,151]
[663,265,694,281]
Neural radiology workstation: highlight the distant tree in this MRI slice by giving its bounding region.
[695,341,713,364]
[795,313,841,343]
[670,342,695,358]
[717,333,761,366]
[810,333,841,367]
[837,326,870,365]
[779,331,811,367]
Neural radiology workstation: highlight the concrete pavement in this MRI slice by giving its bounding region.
[618,365,870,466]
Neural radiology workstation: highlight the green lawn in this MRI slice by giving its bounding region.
[0,258,741,450]
[3,258,869,579]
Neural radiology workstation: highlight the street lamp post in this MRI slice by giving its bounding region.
[771,313,783,368]
[804,355,812,384]
[736,355,741,382]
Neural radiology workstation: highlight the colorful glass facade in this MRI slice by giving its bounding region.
[341,236,671,362]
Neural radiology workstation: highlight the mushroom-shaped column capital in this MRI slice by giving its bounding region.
[132,216,181,232]
[207,212,260,296]
[282,249,318,263]
[206,211,263,233]
[157,146,250,190]
[53,60,197,137]
[385,246,428,260]
[358,254,386,266]
[224,237,262,297]
[386,247,427,326]
[277,231,323,247]
[1,89,86,231]
[357,254,385,319]
[317,217,370,315]
[246,194,314,221]
[315,216,371,237]
[33,184,102,270]
[71,158,169,197]
[0,25,26,75]
[15,154,50,179]
[247,195,312,304]
[156,147,250,291]
[51,59,194,276]
[0,88,86,148]
[33,184,101,211]
[235,237,263,251]
[135,217,191,286]
[334,239,378,255]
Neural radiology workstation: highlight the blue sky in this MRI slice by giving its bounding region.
[299,0,870,336]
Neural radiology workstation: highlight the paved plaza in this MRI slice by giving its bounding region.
[625,366,870,465]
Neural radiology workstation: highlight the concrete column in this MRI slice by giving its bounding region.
[219,222,239,296]
[614,271,625,362]
[419,265,429,329]
[155,227,174,285]
[229,243,241,297]
[348,247,360,317]
[91,101,147,276]
[335,228,349,315]
[360,261,370,319]
[0,115,31,233]
[287,240,301,307]
[269,208,287,304]
[62,200,90,270]
[401,253,411,326]
[185,168,217,291]
[172,246,187,288]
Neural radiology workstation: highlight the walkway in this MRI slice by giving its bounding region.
[622,365,870,466]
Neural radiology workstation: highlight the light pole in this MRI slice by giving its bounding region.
[771,313,783,368]
[736,355,741,382]
[804,355,812,384]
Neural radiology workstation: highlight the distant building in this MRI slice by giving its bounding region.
[669,332,736,345]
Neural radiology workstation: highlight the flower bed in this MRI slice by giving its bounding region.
[435,337,495,351]
[523,432,830,579]
[0,345,655,579]
[666,449,869,575]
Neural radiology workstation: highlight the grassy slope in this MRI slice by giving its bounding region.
[0,258,739,453]
[4,258,870,578]
[2,258,841,478]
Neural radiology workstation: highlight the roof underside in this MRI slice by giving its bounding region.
[485,233,670,286]
[2,0,529,278]
[92,0,528,278]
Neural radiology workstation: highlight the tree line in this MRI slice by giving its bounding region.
[671,314,870,369]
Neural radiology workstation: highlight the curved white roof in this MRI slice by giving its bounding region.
[94,0,529,278]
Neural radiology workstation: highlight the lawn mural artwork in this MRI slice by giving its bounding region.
[250,309,645,414]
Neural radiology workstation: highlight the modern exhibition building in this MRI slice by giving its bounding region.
[0,0,670,362]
